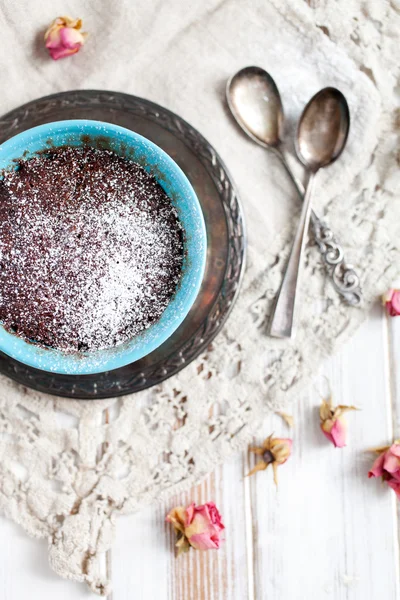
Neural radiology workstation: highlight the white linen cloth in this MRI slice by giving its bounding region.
[0,0,399,593]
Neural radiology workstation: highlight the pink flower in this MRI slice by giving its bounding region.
[44,16,87,61]
[166,502,224,555]
[368,442,400,499]
[185,502,224,550]
[382,289,400,316]
[320,396,358,448]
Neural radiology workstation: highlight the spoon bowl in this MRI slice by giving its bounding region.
[269,87,351,337]
[226,66,284,147]
[296,87,350,172]
[226,67,360,317]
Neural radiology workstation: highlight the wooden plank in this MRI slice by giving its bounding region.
[250,304,399,600]
[386,283,400,593]
[1,306,399,599]
[387,287,400,433]
[0,518,96,600]
[111,502,170,599]
[112,456,250,599]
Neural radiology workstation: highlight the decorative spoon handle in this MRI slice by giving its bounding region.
[310,215,362,306]
[278,150,362,307]
[269,174,315,338]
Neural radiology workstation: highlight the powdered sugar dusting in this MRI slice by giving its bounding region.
[0,146,184,352]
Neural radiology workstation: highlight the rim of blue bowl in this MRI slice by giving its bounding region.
[0,119,207,374]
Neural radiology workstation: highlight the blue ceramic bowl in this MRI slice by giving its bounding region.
[0,120,206,374]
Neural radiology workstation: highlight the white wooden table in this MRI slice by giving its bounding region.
[1,301,399,599]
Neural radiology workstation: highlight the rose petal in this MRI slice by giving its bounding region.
[368,453,385,478]
[185,508,213,538]
[391,291,400,314]
[322,417,347,447]
[387,479,400,498]
[321,427,335,446]
[321,418,333,433]
[389,443,400,457]
[270,438,292,464]
[185,502,195,527]
[206,502,224,530]
[189,531,220,550]
[48,45,80,60]
[382,289,394,304]
[330,418,347,448]
[273,437,292,450]
[165,506,186,535]
[384,289,400,316]
[383,452,400,474]
[59,26,85,49]
[45,27,62,49]
[389,469,400,483]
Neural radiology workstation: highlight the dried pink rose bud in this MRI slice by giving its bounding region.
[382,289,400,316]
[166,502,224,555]
[320,396,358,448]
[368,442,400,498]
[44,16,87,60]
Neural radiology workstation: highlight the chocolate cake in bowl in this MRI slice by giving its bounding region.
[0,146,184,351]
[0,120,206,374]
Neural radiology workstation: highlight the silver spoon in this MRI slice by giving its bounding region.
[269,87,350,337]
[226,66,361,310]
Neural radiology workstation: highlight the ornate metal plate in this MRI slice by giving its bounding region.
[0,91,245,398]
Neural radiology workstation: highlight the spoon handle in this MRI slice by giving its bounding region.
[278,150,362,307]
[269,174,315,338]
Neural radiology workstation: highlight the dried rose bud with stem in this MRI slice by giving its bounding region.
[247,434,292,485]
[319,394,358,448]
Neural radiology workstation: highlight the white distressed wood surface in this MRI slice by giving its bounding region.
[1,301,400,599]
